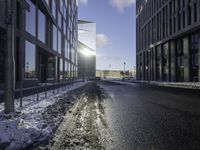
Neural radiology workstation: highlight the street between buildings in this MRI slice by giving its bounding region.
[35,80,200,150]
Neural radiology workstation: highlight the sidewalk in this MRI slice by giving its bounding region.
[129,80,200,90]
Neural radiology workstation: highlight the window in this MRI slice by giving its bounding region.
[58,12,62,28]
[194,3,197,22]
[25,41,36,78]
[63,21,66,35]
[60,0,63,14]
[47,56,55,79]
[65,39,68,58]
[68,63,71,78]
[176,39,184,82]
[53,25,57,51]
[45,0,49,6]
[0,33,5,82]
[52,0,56,19]
[60,58,63,79]
[188,0,192,25]
[190,33,199,82]
[38,10,46,43]
[156,46,161,81]
[26,0,36,36]
[65,61,68,78]
[67,44,70,59]
[58,30,62,54]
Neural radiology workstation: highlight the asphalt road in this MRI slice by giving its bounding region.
[99,81,200,150]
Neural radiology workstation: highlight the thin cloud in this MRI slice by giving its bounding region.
[110,0,135,12]
[97,54,123,61]
[96,34,109,48]
[79,0,88,5]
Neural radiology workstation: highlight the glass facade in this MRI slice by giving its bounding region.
[26,0,36,36]
[25,41,36,78]
[78,21,96,78]
[0,0,78,85]
[136,0,200,82]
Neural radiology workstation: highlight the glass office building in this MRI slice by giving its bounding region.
[0,0,78,87]
[136,0,200,82]
[78,20,96,79]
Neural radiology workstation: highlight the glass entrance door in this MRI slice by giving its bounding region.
[39,53,48,83]
[38,51,55,83]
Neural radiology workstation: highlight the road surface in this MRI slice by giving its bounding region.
[99,81,200,150]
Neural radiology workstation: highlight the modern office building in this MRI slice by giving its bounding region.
[78,20,96,79]
[136,0,200,82]
[0,0,78,88]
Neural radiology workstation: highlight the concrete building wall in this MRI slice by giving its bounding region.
[136,0,200,82]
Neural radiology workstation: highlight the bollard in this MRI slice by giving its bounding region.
[20,81,23,107]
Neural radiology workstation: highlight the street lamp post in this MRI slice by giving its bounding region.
[123,62,126,81]
[4,0,15,113]
[4,0,30,113]
[109,64,111,79]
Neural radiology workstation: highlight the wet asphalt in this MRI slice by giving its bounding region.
[99,81,200,150]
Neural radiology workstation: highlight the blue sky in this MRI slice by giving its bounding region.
[78,0,136,71]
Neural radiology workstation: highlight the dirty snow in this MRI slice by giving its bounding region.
[0,82,87,150]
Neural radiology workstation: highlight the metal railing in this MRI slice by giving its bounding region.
[0,78,84,108]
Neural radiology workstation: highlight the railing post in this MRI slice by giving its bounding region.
[68,79,70,91]
[62,79,64,91]
[20,81,23,107]
[53,81,55,95]
[45,81,47,98]
[57,82,59,93]
[37,85,39,101]
[64,79,66,91]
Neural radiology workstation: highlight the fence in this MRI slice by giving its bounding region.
[0,78,83,108]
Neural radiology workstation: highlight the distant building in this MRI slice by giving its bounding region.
[78,20,96,79]
[0,0,78,88]
[136,0,200,82]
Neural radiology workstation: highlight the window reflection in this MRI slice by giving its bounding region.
[45,0,49,6]
[38,10,46,43]
[53,25,57,51]
[26,0,36,36]
[25,41,36,78]
[47,56,55,79]
[58,30,62,54]
[60,58,63,80]
[65,61,68,78]
[58,12,62,28]
[52,0,56,19]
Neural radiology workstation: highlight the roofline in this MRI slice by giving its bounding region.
[78,20,95,24]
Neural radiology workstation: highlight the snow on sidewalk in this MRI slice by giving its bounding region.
[132,80,200,89]
[109,79,200,90]
[0,82,87,150]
